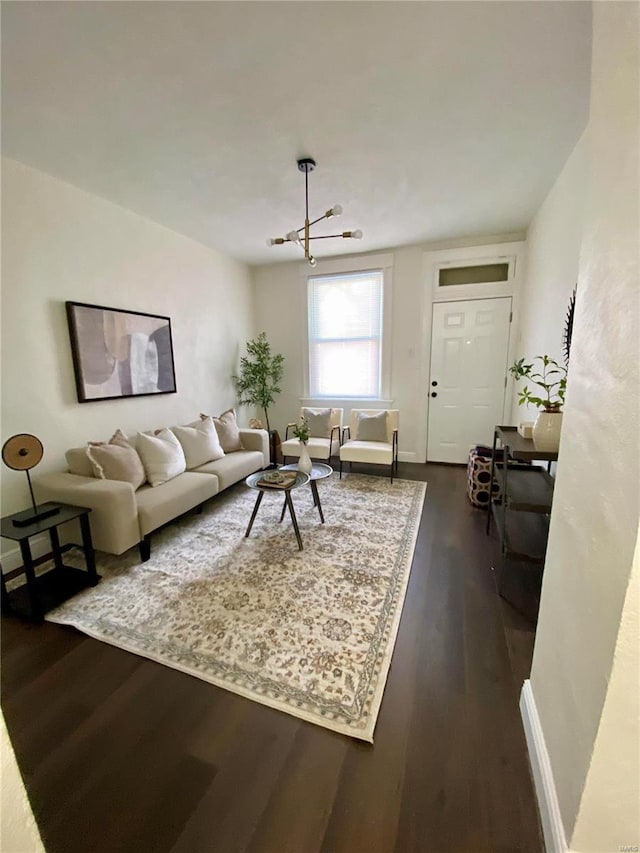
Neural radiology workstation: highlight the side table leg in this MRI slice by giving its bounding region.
[278,497,287,524]
[79,514,99,585]
[19,539,43,622]
[310,481,325,524]
[285,492,304,551]
[49,526,65,574]
[1,565,11,615]
[245,491,264,538]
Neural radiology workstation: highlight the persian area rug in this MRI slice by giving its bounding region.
[47,473,426,742]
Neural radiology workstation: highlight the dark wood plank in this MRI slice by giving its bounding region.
[1,463,542,853]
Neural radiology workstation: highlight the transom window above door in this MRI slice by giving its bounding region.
[307,270,384,398]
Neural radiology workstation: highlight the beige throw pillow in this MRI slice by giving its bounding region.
[302,407,332,438]
[356,411,389,442]
[172,417,225,469]
[201,408,243,453]
[136,428,186,487]
[85,429,146,490]
[66,447,95,478]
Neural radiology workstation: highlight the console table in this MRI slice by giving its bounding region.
[1,502,100,621]
[485,426,559,621]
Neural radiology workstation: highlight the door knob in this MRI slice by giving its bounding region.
[431,380,438,387]
[431,392,437,398]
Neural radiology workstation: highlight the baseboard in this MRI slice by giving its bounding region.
[398,452,419,463]
[520,680,568,853]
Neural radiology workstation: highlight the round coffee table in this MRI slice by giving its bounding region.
[279,462,333,524]
[244,470,310,550]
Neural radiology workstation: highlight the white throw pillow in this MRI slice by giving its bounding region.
[172,417,225,469]
[136,428,186,487]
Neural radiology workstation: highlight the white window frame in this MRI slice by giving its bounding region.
[301,253,393,404]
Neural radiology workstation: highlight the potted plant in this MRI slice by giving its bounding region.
[233,332,285,462]
[291,417,313,475]
[509,355,567,452]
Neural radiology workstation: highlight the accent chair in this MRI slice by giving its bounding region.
[281,407,343,464]
[339,409,399,482]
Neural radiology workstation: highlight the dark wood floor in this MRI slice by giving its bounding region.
[1,463,543,853]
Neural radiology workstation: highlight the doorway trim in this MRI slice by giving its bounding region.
[418,241,525,463]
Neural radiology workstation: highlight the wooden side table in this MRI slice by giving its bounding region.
[1,502,100,621]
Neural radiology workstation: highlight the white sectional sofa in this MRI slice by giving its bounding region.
[37,427,269,561]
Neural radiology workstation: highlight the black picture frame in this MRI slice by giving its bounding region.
[66,301,177,403]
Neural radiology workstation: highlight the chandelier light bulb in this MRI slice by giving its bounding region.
[267,238,275,247]
[351,229,363,239]
[309,255,317,268]
[331,204,343,217]
[286,230,301,244]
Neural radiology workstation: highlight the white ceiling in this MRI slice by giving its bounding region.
[1,1,592,266]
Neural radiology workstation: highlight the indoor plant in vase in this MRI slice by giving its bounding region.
[233,332,285,465]
[291,417,313,476]
[509,355,567,452]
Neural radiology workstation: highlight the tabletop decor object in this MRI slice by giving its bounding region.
[266,158,362,267]
[2,433,60,527]
[291,417,313,475]
[509,355,568,453]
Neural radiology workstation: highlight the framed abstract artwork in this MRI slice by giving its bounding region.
[66,301,177,403]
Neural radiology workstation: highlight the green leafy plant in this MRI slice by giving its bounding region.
[233,332,284,433]
[292,417,310,444]
[509,355,567,412]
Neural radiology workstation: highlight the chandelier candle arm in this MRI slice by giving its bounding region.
[266,159,362,267]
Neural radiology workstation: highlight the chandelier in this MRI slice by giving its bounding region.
[267,158,362,267]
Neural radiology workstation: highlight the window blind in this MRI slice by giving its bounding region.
[308,270,384,398]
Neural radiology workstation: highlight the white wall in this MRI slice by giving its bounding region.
[511,131,588,423]
[527,1,639,848]
[252,232,525,462]
[1,158,254,525]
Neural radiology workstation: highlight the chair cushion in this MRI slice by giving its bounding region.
[281,436,333,461]
[356,410,388,442]
[302,407,332,438]
[340,440,393,465]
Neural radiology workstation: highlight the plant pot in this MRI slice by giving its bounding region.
[532,411,563,453]
[297,442,313,476]
[268,429,282,467]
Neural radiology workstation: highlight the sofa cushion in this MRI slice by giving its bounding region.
[202,408,243,453]
[136,428,186,487]
[86,431,146,490]
[356,410,388,442]
[302,407,332,438]
[193,450,264,491]
[172,417,224,469]
[136,472,219,537]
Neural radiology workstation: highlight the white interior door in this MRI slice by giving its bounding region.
[427,297,512,463]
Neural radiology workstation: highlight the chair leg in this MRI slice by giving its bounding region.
[339,458,343,479]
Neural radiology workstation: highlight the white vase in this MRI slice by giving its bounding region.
[532,411,563,453]
[297,441,313,476]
